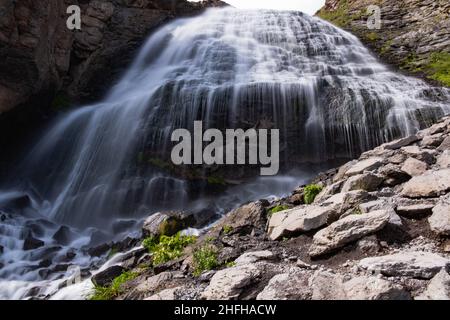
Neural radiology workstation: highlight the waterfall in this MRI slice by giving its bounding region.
[0,8,449,298]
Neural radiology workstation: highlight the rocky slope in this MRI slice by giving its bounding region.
[316,0,450,87]
[90,116,450,300]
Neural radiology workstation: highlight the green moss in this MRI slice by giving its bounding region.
[317,0,359,28]
[225,261,236,268]
[90,271,138,300]
[222,225,233,235]
[304,184,323,205]
[193,245,219,277]
[268,205,290,217]
[142,232,196,266]
[427,52,450,87]
[365,32,379,42]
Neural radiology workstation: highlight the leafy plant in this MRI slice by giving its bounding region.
[304,184,323,204]
[90,271,138,300]
[193,245,219,277]
[142,232,197,266]
[268,205,290,217]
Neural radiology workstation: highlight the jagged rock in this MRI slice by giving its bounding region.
[23,235,44,251]
[401,158,428,177]
[437,136,450,152]
[401,169,450,198]
[344,158,384,177]
[401,146,435,165]
[144,287,182,300]
[201,264,262,300]
[378,164,411,187]
[129,271,184,299]
[357,235,380,255]
[343,276,411,300]
[267,205,336,241]
[416,270,450,300]
[396,203,435,219]
[383,135,420,150]
[359,252,450,279]
[437,150,450,169]
[359,200,390,213]
[235,251,276,265]
[421,134,445,148]
[256,272,311,300]
[142,211,195,238]
[87,243,111,257]
[314,181,343,202]
[309,210,391,258]
[428,196,450,236]
[388,153,407,164]
[91,265,125,287]
[322,190,371,215]
[341,173,384,192]
[309,271,346,300]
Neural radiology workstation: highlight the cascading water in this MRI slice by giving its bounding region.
[0,8,449,299]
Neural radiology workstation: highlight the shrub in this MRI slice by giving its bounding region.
[91,271,138,300]
[304,184,323,204]
[222,225,233,235]
[193,245,219,277]
[142,232,196,266]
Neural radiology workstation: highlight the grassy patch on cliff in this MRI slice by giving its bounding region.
[193,244,219,277]
[268,205,290,217]
[426,52,450,87]
[91,271,138,300]
[142,232,197,266]
[304,184,323,204]
[316,0,365,28]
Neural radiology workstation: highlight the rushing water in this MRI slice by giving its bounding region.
[0,8,449,299]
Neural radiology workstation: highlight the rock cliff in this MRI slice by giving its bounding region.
[316,0,450,87]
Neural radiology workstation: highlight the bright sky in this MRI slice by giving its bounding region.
[190,0,326,15]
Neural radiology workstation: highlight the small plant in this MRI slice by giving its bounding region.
[193,245,219,277]
[225,261,236,268]
[268,205,290,217]
[222,225,233,235]
[304,184,323,204]
[353,208,363,215]
[142,232,196,266]
[427,52,450,87]
[90,271,138,300]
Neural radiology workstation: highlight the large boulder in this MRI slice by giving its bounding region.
[428,196,450,236]
[383,135,420,150]
[341,173,383,192]
[401,169,450,198]
[309,210,391,258]
[344,158,384,177]
[343,276,410,300]
[256,272,311,300]
[437,150,450,169]
[416,269,450,300]
[142,211,195,238]
[401,158,428,177]
[359,252,450,279]
[201,264,262,300]
[267,205,336,241]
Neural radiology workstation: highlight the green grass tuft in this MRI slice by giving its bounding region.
[90,271,138,300]
[142,232,196,266]
[268,205,290,217]
[427,52,450,87]
[193,245,219,277]
[304,184,323,204]
[222,225,233,235]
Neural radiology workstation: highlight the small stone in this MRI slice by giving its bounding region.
[91,265,125,287]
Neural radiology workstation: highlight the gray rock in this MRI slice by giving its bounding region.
[309,271,346,300]
[401,169,450,198]
[357,235,380,255]
[235,251,276,265]
[383,135,420,150]
[428,196,450,236]
[341,173,384,192]
[437,150,450,169]
[343,276,411,300]
[201,264,262,300]
[142,211,194,238]
[344,158,384,177]
[23,235,45,251]
[416,269,450,300]
[396,203,435,218]
[437,136,450,152]
[268,205,336,241]
[144,287,182,300]
[256,272,311,300]
[401,146,435,165]
[401,158,428,177]
[421,134,445,148]
[309,210,391,258]
[359,252,450,279]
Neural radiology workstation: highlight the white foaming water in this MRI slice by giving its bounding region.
[0,8,449,299]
